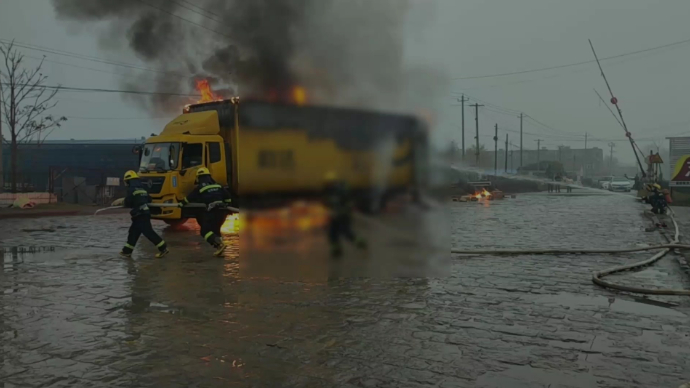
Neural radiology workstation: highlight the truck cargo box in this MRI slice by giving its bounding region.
[186,99,428,209]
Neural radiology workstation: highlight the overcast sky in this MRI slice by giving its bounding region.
[2,0,690,164]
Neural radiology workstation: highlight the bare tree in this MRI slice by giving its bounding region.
[0,41,66,193]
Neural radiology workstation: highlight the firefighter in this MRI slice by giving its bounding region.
[113,170,169,258]
[641,183,655,204]
[648,183,668,215]
[178,167,232,256]
[323,171,367,258]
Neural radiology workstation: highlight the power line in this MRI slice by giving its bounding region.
[66,116,168,120]
[457,92,685,145]
[524,114,575,135]
[453,92,621,141]
[177,0,218,18]
[478,110,582,140]
[453,36,690,80]
[0,83,197,97]
[137,0,231,39]
[170,0,223,23]
[454,93,588,140]
[463,95,522,115]
[450,101,517,118]
[0,39,184,78]
[23,54,140,79]
[478,105,519,118]
[456,42,689,92]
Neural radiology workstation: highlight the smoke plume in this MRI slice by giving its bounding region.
[51,0,448,115]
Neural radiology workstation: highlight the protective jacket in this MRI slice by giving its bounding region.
[180,178,232,211]
[124,180,152,218]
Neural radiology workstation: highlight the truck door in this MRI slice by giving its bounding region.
[206,142,227,187]
[179,142,204,198]
[224,142,233,191]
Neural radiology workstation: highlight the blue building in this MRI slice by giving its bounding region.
[1,139,142,194]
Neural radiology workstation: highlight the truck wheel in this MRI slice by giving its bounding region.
[164,218,189,227]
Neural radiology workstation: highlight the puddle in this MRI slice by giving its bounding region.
[476,365,597,388]
[535,293,686,317]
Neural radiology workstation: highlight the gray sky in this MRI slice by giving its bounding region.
[2,0,690,164]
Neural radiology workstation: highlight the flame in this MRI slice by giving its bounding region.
[221,213,241,234]
[239,203,328,237]
[265,86,308,105]
[196,79,221,103]
[292,86,307,106]
[474,189,492,199]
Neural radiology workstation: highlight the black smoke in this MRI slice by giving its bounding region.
[51,0,447,114]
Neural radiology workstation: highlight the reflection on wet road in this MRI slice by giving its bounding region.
[1,193,690,387]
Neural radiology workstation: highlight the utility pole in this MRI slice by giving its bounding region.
[0,89,3,193]
[585,132,588,150]
[510,143,514,172]
[535,139,543,171]
[504,133,509,173]
[494,123,498,176]
[470,103,484,166]
[459,95,468,161]
[608,142,615,175]
[519,113,524,169]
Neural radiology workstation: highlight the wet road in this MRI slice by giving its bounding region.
[1,193,690,387]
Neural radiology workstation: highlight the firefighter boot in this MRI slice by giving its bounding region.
[213,243,227,257]
[155,249,170,259]
[120,243,134,258]
[155,241,169,258]
[213,237,227,257]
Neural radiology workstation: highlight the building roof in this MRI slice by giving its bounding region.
[9,139,144,145]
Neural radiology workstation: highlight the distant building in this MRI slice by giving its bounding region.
[475,146,604,175]
[1,140,140,192]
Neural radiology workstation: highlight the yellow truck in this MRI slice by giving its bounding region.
[136,98,428,225]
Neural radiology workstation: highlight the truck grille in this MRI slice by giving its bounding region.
[140,177,166,194]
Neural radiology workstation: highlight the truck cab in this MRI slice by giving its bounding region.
[137,110,233,225]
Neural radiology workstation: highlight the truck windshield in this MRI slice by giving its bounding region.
[139,143,180,172]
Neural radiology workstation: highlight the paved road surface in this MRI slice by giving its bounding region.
[1,193,689,387]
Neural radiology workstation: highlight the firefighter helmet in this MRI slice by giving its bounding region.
[196,167,211,177]
[653,183,662,190]
[124,170,139,181]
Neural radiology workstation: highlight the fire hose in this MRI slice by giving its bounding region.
[91,201,690,296]
[452,208,690,296]
[85,203,239,247]
[591,209,689,296]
